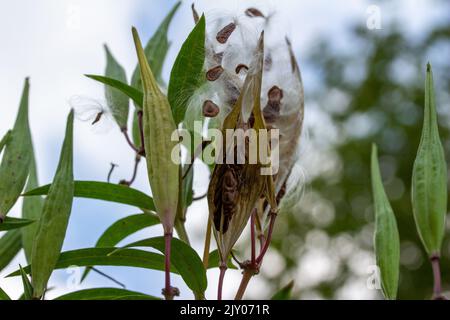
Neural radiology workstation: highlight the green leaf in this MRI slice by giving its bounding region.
[0,230,22,272]
[9,247,172,277]
[0,130,12,154]
[24,180,155,211]
[54,288,160,300]
[411,63,447,256]
[19,264,33,300]
[21,145,44,263]
[31,110,75,299]
[0,287,11,300]
[85,75,143,109]
[104,45,129,129]
[0,78,32,220]
[207,249,237,270]
[81,212,160,281]
[123,237,207,297]
[271,280,294,300]
[131,109,142,148]
[131,1,181,89]
[168,15,206,124]
[0,217,34,231]
[371,144,400,300]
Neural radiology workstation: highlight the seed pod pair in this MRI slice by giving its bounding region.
[31,110,75,299]
[132,28,179,234]
[0,78,32,222]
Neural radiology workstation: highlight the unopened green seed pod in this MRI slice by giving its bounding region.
[0,78,32,221]
[411,63,447,257]
[21,146,44,263]
[132,28,179,233]
[104,44,129,130]
[371,144,400,300]
[31,110,75,299]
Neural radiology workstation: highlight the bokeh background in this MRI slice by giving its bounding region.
[0,0,449,300]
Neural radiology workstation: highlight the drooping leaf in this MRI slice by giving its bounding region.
[19,264,33,300]
[371,144,400,300]
[411,63,447,256]
[133,27,180,231]
[9,247,173,277]
[54,288,160,300]
[24,180,155,211]
[81,212,160,281]
[103,45,129,129]
[167,15,206,124]
[0,78,32,220]
[0,217,34,231]
[0,130,12,154]
[31,110,75,299]
[85,75,143,109]
[131,1,181,89]
[21,145,44,263]
[271,281,294,300]
[0,230,22,272]
[0,287,11,300]
[123,237,207,297]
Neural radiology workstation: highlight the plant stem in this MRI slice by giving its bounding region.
[119,155,141,186]
[162,231,178,300]
[430,254,446,300]
[251,210,256,264]
[202,218,212,269]
[121,129,140,154]
[218,263,227,300]
[137,110,145,156]
[234,268,257,300]
[256,210,277,264]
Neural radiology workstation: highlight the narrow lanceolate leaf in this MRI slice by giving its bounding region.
[0,79,32,221]
[104,45,129,130]
[85,75,143,108]
[19,265,33,300]
[371,144,400,300]
[9,248,173,277]
[81,212,160,281]
[54,288,159,300]
[131,1,181,89]
[167,15,206,124]
[0,217,34,231]
[132,28,179,232]
[271,281,294,300]
[123,237,207,297]
[0,287,11,300]
[412,63,447,256]
[22,147,44,263]
[31,110,75,299]
[0,230,22,272]
[24,181,155,211]
[207,249,237,270]
[0,130,12,154]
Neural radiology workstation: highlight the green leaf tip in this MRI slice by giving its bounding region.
[371,143,400,300]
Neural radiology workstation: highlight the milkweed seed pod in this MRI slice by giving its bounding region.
[132,28,180,234]
[207,33,279,263]
[200,7,304,240]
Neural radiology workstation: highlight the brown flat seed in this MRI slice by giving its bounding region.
[202,100,220,118]
[91,111,103,125]
[206,66,224,81]
[245,8,265,18]
[235,64,249,74]
[264,86,283,123]
[216,23,236,44]
[268,86,283,103]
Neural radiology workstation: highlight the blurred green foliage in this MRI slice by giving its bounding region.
[264,15,450,299]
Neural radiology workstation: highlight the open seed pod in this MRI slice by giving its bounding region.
[207,33,277,263]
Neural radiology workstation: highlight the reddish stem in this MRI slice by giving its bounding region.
[430,255,446,300]
[218,263,227,300]
[121,129,140,154]
[256,211,277,264]
[250,210,256,264]
[162,232,179,300]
